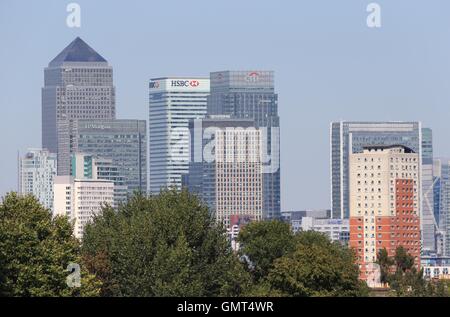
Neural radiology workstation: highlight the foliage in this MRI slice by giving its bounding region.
[81,189,251,296]
[238,222,369,297]
[266,231,369,296]
[376,248,394,285]
[376,246,450,297]
[0,192,101,296]
[237,220,295,281]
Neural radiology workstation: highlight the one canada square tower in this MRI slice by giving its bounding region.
[42,37,116,175]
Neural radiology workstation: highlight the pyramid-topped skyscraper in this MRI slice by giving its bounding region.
[42,37,116,175]
[49,37,107,65]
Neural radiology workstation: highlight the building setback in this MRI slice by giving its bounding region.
[148,77,209,194]
[71,119,147,195]
[207,71,280,220]
[54,176,114,239]
[349,145,421,282]
[42,37,116,175]
[18,149,57,211]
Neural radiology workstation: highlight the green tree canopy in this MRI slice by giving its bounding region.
[237,220,296,281]
[266,231,368,296]
[375,246,450,297]
[237,221,368,297]
[0,192,101,296]
[376,248,394,285]
[81,189,251,296]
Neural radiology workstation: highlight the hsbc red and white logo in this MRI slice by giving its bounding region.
[149,81,160,89]
[171,80,200,88]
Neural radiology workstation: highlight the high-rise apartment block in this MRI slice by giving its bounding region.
[148,77,209,194]
[331,121,436,254]
[18,149,57,211]
[53,176,114,239]
[42,37,116,175]
[349,145,421,281]
[207,71,280,219]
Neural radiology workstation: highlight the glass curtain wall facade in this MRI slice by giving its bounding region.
[148,77,209,194]
[71,119,147,195]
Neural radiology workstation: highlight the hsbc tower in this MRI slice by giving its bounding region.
[149,77,210,194]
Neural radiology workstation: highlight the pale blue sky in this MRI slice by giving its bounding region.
[1,0,450,210]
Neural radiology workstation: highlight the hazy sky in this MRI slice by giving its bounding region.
[1,0,450,211]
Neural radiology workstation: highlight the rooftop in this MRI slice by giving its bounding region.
[362,144,415,153]
[49,37,107,66]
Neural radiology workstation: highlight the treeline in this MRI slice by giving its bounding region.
[0,190,448,297]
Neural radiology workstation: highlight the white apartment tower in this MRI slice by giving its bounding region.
[54,176,114,239]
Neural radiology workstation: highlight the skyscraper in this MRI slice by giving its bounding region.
[148,77,209,194]
[207,71,280,219]
[433,158,450,256]
[349,145,421,283]
[42,37,116,175]
[71,119,147,195]
[330,121,436,254]
[421,128,436,255]
[184,117,263,227]
[18,149,57,211]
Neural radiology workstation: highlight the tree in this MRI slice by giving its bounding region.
[393,246,416,274]
[265,231,369,297]
[81,189,252,296]
[237,220,295,281]
[376,248,394,286]
[374,246,447,297]
[0,192,101,296]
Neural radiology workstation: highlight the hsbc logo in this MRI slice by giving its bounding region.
[189,80,199,87]
[149,81,160,89]
[171,80,200,88]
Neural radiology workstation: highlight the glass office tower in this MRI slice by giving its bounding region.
[42,37,116,175]
[433,158,450,256]
[148,77,209,194]
[207,71,280,219]
[18,149,57,212]
[71,119,147,195]
[71,153,128,208]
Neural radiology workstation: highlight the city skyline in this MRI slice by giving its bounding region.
[2,1,450,212]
